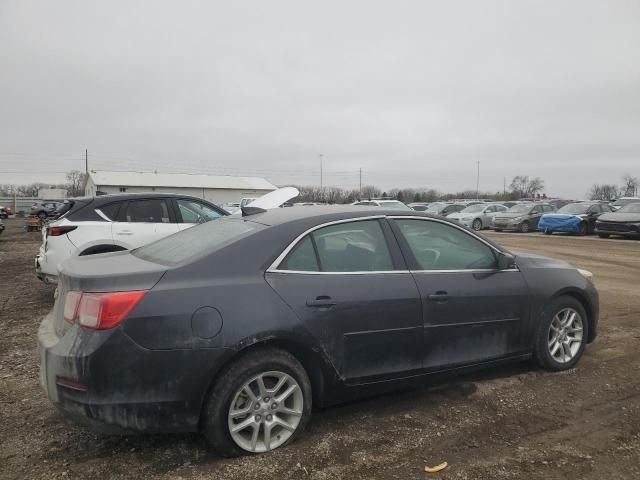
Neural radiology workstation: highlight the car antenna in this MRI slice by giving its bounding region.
[241,206,267,216]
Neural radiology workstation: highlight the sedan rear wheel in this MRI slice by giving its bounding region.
[471,219,482,231]
[519,221,530,233]
[535,297,588,371]
[202,348,312,457]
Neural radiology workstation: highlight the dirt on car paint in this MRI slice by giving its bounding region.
[1,218,639,480]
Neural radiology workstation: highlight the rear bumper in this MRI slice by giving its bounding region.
[38,313,233,434]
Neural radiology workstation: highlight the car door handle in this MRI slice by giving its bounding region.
[427,291,450,302]
[306,296,337,308]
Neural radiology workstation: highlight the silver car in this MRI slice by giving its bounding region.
[448,203,508,231]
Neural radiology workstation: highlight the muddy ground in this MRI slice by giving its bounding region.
[1,217,639,480]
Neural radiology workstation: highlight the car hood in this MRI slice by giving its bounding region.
[597,212,640,222]
[513,251,572,270]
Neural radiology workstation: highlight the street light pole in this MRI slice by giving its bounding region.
[476,161,480,200]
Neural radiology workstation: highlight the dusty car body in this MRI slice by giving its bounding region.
[39,206,598,456]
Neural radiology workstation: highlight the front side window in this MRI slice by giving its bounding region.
[177,199,223,224]
[394,219,498,270]
[280,219,394,272]
[124,199,171,223]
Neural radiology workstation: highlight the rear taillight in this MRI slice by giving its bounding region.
[47,225,77,236]
[63,290,147,329]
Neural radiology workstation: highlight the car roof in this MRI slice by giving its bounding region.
[245,205,452,227]
[72,192,214,204]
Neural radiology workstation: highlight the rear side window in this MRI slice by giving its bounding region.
[98,202,122,220]
[285,219,394,272]
[280,236,319,271]
[125,199,171,223]
[133,218,263,266]
[176,199,223,223]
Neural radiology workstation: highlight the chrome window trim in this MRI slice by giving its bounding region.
[267,215,390,273]
[267,214,520,274]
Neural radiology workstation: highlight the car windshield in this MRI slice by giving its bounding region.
[132,217,264,266]
[425,203,446,212]
[558,204,590,214]
[378,201,410,210]
[618,202,640,213]
[507,204,532,214]
[460,204,486,213]
[613,198,640,207]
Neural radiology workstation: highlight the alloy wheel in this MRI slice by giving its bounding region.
[472,219,482,231]
[227,370,304,453]
[547,308,584,363]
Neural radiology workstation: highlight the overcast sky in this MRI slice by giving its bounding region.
[1,0,639,198]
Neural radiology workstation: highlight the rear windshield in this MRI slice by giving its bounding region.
[132,217,264,266]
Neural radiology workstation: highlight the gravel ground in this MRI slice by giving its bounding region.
[1,218,639,480]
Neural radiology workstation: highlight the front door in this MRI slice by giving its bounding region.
[265,218,423,384]
[390,217,531,370]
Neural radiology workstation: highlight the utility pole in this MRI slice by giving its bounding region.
[503,176,506,197]
[85,148,88,174]
[475,160,480,200]
[359,167,362,198]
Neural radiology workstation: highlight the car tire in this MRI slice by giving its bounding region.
[544,230,552,235]
[202,348,312,457]
[471,219,482,231]
[598,233,610,239]
[519,221,530,233]
[38,212,46,219]
[577,222,587,236]
[534,296,589,372]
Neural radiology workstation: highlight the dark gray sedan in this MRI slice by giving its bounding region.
[39,206,598,456]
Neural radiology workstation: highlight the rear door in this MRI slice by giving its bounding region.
[390,217,530,370]
[112,198,179,248]
[266,217,423,384]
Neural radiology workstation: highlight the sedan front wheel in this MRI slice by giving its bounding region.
[534,296,588,371]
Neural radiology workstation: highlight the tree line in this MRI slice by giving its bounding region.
[0,170,87,198]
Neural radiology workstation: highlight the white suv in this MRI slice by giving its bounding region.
[35,193,227,283]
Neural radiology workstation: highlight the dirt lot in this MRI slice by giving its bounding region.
[1,217,639,480]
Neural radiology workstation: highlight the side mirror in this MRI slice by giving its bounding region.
[497,252,516,270]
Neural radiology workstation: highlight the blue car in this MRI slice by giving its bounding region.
[538,202,613,235]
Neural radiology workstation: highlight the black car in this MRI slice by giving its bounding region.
[595,202,640,238]
[31,201,61,218]
[39,206,598,456]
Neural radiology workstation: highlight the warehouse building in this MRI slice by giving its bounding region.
[84,170,277,204]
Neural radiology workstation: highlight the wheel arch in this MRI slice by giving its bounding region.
[197,336,333,429]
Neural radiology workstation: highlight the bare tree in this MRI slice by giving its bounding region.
[588,184,619,200]
[65,170,87,197]
[509,175,545,198]
[621,174,638,197]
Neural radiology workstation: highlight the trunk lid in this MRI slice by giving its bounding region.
[53,250,167,336]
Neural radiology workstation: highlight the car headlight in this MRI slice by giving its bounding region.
[577,268,594,285]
